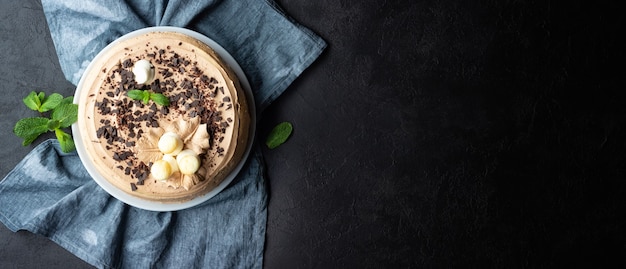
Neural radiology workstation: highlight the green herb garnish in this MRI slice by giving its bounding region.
[266,122,293,149]
[14,91,78,152]
[127,89,170,106]
[23,91,64,113]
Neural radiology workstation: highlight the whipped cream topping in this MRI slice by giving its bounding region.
[132,59,155,84]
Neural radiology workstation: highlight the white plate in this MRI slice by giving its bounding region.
[72,26,256,211]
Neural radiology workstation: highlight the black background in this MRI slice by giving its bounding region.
[2,0,625,268]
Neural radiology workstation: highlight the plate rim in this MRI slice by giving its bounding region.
[71,26,256,211]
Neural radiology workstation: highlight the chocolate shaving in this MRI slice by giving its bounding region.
[160,106,169,115]
[112,150,132,161]
[122,59,132,68]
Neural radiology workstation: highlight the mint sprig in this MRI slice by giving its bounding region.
[14,91,78,153]
[266,122,293,149]
[23,91,65,113]
[127,89,170,106]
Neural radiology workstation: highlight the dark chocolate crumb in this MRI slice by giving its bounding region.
[130,183,137,191]
[122,59,132,68]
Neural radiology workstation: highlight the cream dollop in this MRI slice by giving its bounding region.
[177,149,201,175]
[151,160,172,181]
[162,154,179,173]
[158,132,183,155]
[132,59,155,84]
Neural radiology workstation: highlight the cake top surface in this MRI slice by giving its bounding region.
[74,28,253,208]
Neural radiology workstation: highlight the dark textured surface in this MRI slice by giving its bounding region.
[2,0,626,268]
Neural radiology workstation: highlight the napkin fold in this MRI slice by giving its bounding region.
[0,0,325,268]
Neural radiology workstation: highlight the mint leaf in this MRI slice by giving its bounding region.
[128,89,169,106]
[40,93,63,112]
[23,91,42,111]
[127,89,151,104]
[47,119,61,130]
[60,96,74,105]
[266,122,293,149]
[52,103,78,128]
[142,93,150,104]
[150,93,170,106]
[127,89,146,100]
[55,129,75,153]
[14,117,50,146]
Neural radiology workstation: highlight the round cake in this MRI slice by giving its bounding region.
[76,31,250,203]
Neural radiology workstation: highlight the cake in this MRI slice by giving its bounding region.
[76,31,250,203]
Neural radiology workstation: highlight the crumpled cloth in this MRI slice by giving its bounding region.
[0,0,325,268]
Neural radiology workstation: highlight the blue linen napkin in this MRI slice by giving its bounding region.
[0,0,325,268]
